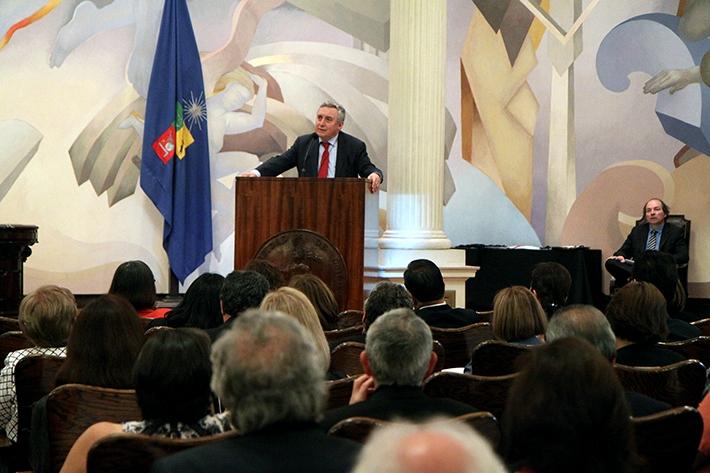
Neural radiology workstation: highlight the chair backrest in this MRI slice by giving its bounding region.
[336,310,364,329]
[658,336,710,368]
[456,411,501,449]
[632,406,702,473]
[475,310,493,323]
[614,360,706,407]
[327,416,385,443]
[144,325,173,338]
[329,342,365,377]
[0,316,20,335]
[423,371,517,420]
[86,430,240,473]
[325,377,355,410]
[46,384,142,473]
[690,318,710,337]
[469,339,533,376]
[324,325,364,347]
[0,331,34,363]
[430,322,495,368]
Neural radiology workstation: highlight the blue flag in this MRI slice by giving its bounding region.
[140,0,212,283]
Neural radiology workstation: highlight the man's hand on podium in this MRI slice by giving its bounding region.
[239,170,259,177]
[367,172,381,193]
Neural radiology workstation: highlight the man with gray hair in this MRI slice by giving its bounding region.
[546,304,670,416]
[352,418,506,473]
[152,310,360,473]
[321,308,476,430]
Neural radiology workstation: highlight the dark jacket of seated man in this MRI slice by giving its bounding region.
[415,303,483,329]
[320,308,477,432]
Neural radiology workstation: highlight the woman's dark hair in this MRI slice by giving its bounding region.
[134,328,212,423]
[530,262,571,318]
[165,273,224,329]
[288,273,339,330]
[605,281,668,344]
[109,260,157,311]
[502,337,635,473]
[56,295,145,388]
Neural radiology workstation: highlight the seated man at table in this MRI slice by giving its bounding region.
[605,198,688,288]
[403,259,481,328]
[320,308,476,431]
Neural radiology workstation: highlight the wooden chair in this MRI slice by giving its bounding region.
[468,340,532,376]
[614,360,706,408]
[336,310,364,329]
[456,411,500,449]
[430,322,495,368]
[423,371,517,419]
[632,406,702,473]
[691,318,710,337]
[86,430,239,473]
[324,325,364,348]
[0,316,20,335]
[46,384,142,473]
[144,325,173,338]
[0,355,64,472]
[475,310,493,324]
[330,342,365,377]
[328,416,385,443]
[0,331,33,363]
[658,336,710,368]
[325,377,355,410]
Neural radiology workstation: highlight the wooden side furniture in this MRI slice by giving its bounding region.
[614,360,706,408]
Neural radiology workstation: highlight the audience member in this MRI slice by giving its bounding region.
[244,259,285,290]
[321,308,476,430]
[364,282,413,330]
[605,281,686,366]
[260,287,331,370]
[60,329,232,473]
[108,260,169,319]
[529,262,571,318]
[491,286,546,345]
[205,270,269,342]
[149,273,224,330]
[502,338,636,473]
[352,418,506,473]
[403,259,481,328]
[0,286,76,442]
[289,273,340,331]
[152,310,361,473]
[546,304,671,416]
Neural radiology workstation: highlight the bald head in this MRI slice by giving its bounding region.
[397,430,472,473]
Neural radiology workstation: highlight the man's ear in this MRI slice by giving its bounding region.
[360,351,373,376]
[424,352,438,379]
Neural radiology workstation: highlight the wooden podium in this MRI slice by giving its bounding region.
[234,177,366,311]
[0,225,38,317]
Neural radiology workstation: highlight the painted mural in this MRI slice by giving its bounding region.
[0,0,707,297]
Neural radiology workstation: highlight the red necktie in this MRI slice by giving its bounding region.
[318,142,330,178]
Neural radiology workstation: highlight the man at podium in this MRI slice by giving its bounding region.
[239,101,383,193]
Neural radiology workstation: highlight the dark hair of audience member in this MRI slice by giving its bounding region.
[364,282,413,329]
[502,338,635,473]
[108,260,157,311]
[403,259,445,304]
[530,262,571,318]
[134,328,213,424]
[632,250,684,315]
[220,270,270,317]
[605,281,668,344]
[244,259,285,290]
[164,273,224,329]
[289,273,340,331]
[55,295,145,388]
[491,286,547,343]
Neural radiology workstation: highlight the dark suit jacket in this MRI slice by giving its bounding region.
[615,343,686,367]
[415,304,482,329]
[151,422,359,473]
[205,317,236,343]
[625,390,671,417]
[320,385,477,431]
[614,221,689,265]
[256,131,383,180]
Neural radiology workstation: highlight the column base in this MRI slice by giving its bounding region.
[378,229,452,249]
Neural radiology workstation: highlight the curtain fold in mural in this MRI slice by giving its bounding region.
[140,0,212,283]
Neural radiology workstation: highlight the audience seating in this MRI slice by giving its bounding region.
[325,377,355,410]
[0,331,33,364]
[690,318,710,337]
[46,384,142,473]
[475,310,493,323]
[0,317,20,335]
[632,406,702,473]
[330,342,365,377]
[336,310,364,329]
[432,340,445,372]
[422,371,517,420]
[324,325,364,348]
[658,336,710,368]
[0,355,64,471]
[86,430,240,473]
[430,322,495,368]
[468,340,532,376]
[144,326,173,338]
[614,360,706,407]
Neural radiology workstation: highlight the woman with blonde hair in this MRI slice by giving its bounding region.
[492,286,547,345]
[260,287,331,369]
